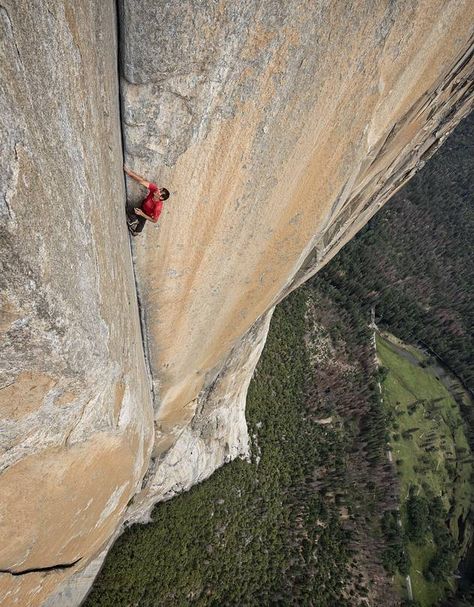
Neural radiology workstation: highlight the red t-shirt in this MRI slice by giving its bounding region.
[141,183,163,222]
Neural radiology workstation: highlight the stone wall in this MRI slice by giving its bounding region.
[0,2,153,605]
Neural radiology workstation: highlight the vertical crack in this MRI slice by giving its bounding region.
[0,5,22,65]
[114,0,157,409]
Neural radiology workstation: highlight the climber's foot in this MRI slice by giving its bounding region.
[127,215,139,234]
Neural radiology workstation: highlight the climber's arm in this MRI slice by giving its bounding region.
[134,207,157,223]
[124,166,151,189]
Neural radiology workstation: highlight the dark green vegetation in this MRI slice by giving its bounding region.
[86,289,350,606]
[87,115,473,605]
[321,113,474,396]
[380,510,410,577]
[317,112,474,605]
[87,280,399,606]
[377,334,473,606]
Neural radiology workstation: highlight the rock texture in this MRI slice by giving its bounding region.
[0,2,153,605]
[126,310,273,523]
[0,0,473,605]
[119,0,474,523]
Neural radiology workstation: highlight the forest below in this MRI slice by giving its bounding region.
[322,114,473,397]
[317,111,474,605]
[85,254,399,607]
[85,114,473,606]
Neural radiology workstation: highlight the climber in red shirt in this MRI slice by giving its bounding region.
[124,166,170,236]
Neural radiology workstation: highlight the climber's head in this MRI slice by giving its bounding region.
[154,187,170,202]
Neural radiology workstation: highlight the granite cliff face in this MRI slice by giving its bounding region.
[0,3,153,605]
[0,1,473,605]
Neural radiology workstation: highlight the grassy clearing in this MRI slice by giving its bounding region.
[377,334,473,607]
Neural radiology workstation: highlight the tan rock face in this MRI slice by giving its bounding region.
[1,1,473,605]
[0,372,56,420]
[0,569,72,607]
[0,1,153,605]
[120,0,474,519]
[126,310,274,523]
[0,435,137,570]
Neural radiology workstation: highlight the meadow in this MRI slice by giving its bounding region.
[377,334,473,607]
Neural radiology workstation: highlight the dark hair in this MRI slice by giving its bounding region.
[160,187,170,201]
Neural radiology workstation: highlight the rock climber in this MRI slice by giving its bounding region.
[124,166,170,236]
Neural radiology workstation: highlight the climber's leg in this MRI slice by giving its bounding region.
[126,210,146,236]
[133,216,146,233]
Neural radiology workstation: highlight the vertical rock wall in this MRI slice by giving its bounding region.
[119,0,474,519]
[0,2,153,605]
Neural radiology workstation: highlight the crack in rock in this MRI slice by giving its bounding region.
[0,557,82,576]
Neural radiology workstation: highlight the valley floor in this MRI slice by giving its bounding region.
[85,282,399,606]
[377,333,473,607]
